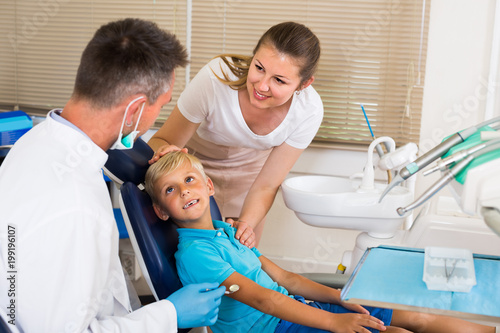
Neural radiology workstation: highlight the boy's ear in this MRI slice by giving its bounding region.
[153,203,169,221]
[206,176,215,196]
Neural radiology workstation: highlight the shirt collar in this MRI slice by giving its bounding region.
[49,109,90,139]
[46,109,108,170]
[177,220,240,244]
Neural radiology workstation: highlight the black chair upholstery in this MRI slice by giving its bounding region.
[0,313,16,333]
[104,138,152,186]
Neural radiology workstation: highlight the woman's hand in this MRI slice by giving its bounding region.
[227,219,256,249]
[148,144,188,164]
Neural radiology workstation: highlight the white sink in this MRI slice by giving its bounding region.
[281,175,414,238]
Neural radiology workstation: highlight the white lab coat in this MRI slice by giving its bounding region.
[0,112,177,332]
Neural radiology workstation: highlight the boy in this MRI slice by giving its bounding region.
[145,151,494,333]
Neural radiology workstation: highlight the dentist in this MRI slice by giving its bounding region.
[0,18,224,332]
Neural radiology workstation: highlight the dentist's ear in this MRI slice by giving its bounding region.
[153,203,170,221]
[124,95,147,126]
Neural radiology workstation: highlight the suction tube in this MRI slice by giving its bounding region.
[378,174,404,203]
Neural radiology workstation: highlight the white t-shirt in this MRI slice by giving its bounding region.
[177,57,323,151]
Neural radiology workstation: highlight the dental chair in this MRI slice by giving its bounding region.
[103,138,222,303]
[0,317,12,333]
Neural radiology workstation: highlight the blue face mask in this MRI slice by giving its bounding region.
[109,97,146,150]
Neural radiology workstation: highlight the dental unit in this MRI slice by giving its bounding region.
[282,116,500,275]
[334,125,500,323]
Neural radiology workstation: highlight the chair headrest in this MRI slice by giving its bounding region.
[104,137,153,186]
[120,181,183,299]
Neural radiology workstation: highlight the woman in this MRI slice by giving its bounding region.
[148,21,323,247]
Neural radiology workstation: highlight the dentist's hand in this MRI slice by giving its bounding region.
[166,282,225,328]
[148,144,188,164]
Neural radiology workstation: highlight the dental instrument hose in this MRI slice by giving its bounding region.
[396,141,500,216]
[379,115,500,202]
[423,137,500,176]
[379,132,471,202]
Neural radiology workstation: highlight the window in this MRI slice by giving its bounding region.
[188,0,431,147]
[0,0,187,114]
[1,0,430,147]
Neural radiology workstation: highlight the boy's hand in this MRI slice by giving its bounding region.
[339,301,370,315]
[149,144,188,164]
[328,313,386,333]
[228,219,256,249]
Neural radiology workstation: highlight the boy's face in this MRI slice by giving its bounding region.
[152,161,215,226]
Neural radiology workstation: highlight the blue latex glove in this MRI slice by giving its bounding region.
[167,282,225,328]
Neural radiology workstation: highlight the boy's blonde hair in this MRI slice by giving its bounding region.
[145,151,207,204]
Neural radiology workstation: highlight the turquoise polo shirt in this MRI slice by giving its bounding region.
[175,220,287,333]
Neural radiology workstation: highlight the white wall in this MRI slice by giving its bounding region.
[259,0,499,273]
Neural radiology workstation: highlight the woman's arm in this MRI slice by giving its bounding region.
[221,271,385,333]
[148,105,199,163]
[235,142,303,244]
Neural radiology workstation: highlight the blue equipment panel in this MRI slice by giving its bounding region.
[0,110,33,146]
